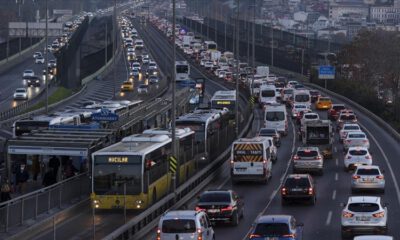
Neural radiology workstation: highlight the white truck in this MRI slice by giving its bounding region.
[210,50,221,62]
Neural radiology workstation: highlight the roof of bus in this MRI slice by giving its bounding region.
[176,109,227,123]
[142,127,194,138]
[93,133,172,156]
[176,60,188,65]
[211,90,236,101]
[234,136,272,144]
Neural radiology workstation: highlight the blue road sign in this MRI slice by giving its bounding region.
[92,108,119,122]
[318,66,335,80]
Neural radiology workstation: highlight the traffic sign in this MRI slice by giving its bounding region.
[169,156,177,173]
[318,66,335,80]
[91,108,119,122]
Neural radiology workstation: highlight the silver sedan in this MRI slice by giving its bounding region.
[351,165,385,193]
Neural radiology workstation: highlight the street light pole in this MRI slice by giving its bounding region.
[235,0,240,137]
[171,0,177,193]
[271,25,274,67]
[45,0,49,114]
[251,1,255,97]
[113,0,117,98]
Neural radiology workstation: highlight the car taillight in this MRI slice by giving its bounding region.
[362,140,369,143]
[156,228,161,240]
[345,140,351,143]
[195,206,205,211]
[308,187,313,195]
[352,175,360,180]
[342,211,354,218]
[282,234,296,238]
[281,187,287,195]
[372,211,385,218]
[293,155,299,160]
[221,206,233,212]
[314,156,322,160]
[197,228,203,240]
[249,234,261,239]
[365,155,371,159]
[377,175,384,179]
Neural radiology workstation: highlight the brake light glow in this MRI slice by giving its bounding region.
[362,140,369,143]
[156,228,161,240]
[372,211,385,218]
[221,206,233,212]
[293,155,299,160]
[197,228,203,240]
[282,234,296,238]
[342,211,354,218]
[281,187,288,195]
[314,156,322,160]
[308,187,313,195]
[195,206,205,211]
[365,155,371,159]
[352,175,360,180]
[376,175,384,179]
[249,234,261,239]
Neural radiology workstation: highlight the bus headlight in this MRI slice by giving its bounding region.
[135,200,143,204]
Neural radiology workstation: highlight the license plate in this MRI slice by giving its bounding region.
[208,209,220,213]
[292,188,303,191]
[362,178,374,182]
[356,216,370,221]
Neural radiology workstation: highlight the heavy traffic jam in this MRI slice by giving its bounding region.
[139,14,392,240]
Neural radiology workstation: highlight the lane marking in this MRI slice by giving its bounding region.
[335,173,339,181]
[358,122,400,207]
[332,190,336,200]
[335,158,339,167]
[325,211,332,226]
[241,117,296,240]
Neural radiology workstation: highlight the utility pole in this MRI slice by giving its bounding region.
[271,24,274,67]
[105,21,108,65]
[235,0,240,137]
[45,0,49,114]
[251,1,255,96]
[171,0,178,193]
[113,0,117,98]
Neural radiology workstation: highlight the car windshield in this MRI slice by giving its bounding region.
[319,97,330,102]
[295,105,306,109]
[297,150,318,157]
[253,223,290,236]
[340,115,356,121]
[304,114,318,119]
[199,192,230,203]
[162,219,196,233]
[265,112,285,121]
[348,133,366,139]
[349,149,368,155]
[344,126,360,130]
[333,105,346,111]
[139,85,147,88]
[356,168,380,175]
[283,89,293,94]
[285,177,311,188]
[310,90,319,96]
[348,203,380,212]
[16,89,26,93]
[261,90,275,97]
[259,129,276,136]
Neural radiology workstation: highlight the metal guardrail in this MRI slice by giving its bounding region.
[304,82,400,143]
[0,172,90,233]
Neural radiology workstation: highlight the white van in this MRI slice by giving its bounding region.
[264,104,288,135]
[231,137,273,184]
[259,85,277,107]
[157,210,215,240]
[293,89,311,108]
[134,39,144,50]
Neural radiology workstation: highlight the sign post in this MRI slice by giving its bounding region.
[318,65,335,89]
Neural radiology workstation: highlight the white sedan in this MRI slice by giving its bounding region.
[343,131,370,151]
[339,123,361,142]
[344,147,372,171]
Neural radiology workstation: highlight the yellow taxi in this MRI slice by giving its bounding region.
[316,96,332,110]
[121,81,134,91]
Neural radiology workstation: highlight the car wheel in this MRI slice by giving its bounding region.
[231,212,239,226]
[341,230,351,239]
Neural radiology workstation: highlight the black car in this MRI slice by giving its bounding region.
[195,190,244,226]
[310,90,320,103]
[257,128,281,147]
[281,174,316,205]
[25,76,41,87]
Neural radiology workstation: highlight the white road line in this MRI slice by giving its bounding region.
[332,190,336,200]
[359,122,400,207]
[335,158,339,167]
[335,173,339,181]
[325,211,332,226]
[240,117,297,240]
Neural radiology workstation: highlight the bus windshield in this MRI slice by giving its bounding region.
[93,155,142,195]
[211,100,235,112]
